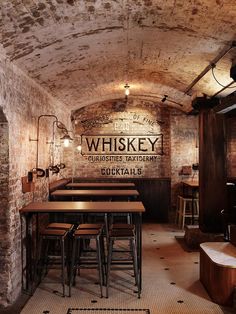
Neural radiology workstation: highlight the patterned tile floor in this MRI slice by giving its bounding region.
[20,224,235,314]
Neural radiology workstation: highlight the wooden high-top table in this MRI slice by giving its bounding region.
[50,189,139,200]
[66,182,136,189]
[20,201,145,295]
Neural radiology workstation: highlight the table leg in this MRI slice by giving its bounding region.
[135,212,142,295]
[21,213,39,295]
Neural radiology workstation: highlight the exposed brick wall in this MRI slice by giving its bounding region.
[66,99,171,179]
[170,111,199,210]
[0,120,9,307]
[0,54,70,307]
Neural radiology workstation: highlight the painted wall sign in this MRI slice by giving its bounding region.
[81,134,164,156]
[70,100,171,178]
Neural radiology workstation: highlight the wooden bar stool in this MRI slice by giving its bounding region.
[37,223,74,297]
[69,225,105,298]
[106,227,139,298]
[176,195,199,229]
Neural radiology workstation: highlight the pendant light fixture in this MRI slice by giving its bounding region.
[124,83,130,97]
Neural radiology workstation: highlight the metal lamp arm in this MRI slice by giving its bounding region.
[36,114,58,170]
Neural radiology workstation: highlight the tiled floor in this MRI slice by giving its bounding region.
[20,224,235,314]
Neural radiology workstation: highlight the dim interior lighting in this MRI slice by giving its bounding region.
[76,145,82,152]
[124,83,130,96]
[61,133,73,147]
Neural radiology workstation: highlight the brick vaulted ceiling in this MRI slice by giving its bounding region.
[0,0,236,112]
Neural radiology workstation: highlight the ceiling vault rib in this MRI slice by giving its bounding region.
[184,41,236,95]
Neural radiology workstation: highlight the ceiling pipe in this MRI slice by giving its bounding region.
[132,93,184,107]
[184,41,236,95]
[211,80,235,98]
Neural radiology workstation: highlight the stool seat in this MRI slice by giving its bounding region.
[111,223,135,230]
[41,229,67,237]
[109,229,135,237]
[74,229,101,237]
[78,223,104,230]
[46,223,73,231]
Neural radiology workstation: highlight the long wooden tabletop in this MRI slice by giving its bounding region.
[20,201,145,213]
[51,189,139,197]
[183,180,234,188]
[66,182,136,188]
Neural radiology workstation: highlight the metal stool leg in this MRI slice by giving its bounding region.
[96,235,103,298]
[61,237,65,297]
[106,239,113,298]
[69,237,77,297]
[131,238,140,298]
[69,229,104,298]
[106,229,140,299]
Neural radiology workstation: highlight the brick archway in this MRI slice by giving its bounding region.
[0,108,10,308]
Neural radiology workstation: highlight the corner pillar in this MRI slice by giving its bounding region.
[193,97,227,233]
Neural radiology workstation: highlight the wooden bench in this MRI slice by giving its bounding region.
[200,242,236,306]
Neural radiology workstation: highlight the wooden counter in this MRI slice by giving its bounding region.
[200,242,236,306]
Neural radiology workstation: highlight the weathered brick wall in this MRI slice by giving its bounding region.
[64,100,198,212]
[0,53,70,307]
[170,110,199,210]
[226,116,236,178]
[0,119,10,308]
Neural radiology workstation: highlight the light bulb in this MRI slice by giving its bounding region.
[76,145,82,152]
[124,83,130,96]
[64,138,69,147]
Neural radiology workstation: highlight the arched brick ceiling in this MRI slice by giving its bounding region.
[0,0,236,112]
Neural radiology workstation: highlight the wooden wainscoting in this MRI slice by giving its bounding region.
[71,178,171,223]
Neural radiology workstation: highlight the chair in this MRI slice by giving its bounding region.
[69,224,105,298]
[176,195,199,229]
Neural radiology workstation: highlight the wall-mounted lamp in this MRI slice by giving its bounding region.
[29,114,72,177]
